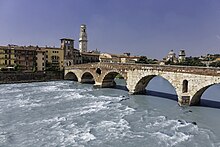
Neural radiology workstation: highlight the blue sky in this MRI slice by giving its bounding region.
[0,0,220,59]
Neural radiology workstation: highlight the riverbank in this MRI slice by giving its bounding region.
[0,71,63,84]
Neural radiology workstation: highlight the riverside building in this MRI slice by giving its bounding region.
[0,24,100,71]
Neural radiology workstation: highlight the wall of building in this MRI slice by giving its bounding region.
[36,49,45,71]
[0,46,16,68]
[44,47,64,70]
[14,46,37,71]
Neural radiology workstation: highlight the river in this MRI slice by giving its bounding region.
[0,78,220,147]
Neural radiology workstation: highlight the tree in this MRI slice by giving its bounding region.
[174,57,206,67]
[136,56,157,64]
[209,61,220,67]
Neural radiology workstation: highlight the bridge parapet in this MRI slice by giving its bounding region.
[65,63,220,76]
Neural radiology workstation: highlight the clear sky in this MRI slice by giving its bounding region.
[0,0,220,59]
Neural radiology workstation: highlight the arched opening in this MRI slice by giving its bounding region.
[81,72,95,84]
[102,72,127,90]
[96,68,102,75]
[134,75,178,101]
[190,84,220,108]
[182,80,188,93]
[64,72,78,81]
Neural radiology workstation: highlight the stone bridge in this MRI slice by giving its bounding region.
[64,62,220,106]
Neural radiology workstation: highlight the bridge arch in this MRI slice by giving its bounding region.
[64,72,78,81]
[133,75,178,100]
[101,70,127,88]
[190,83,220,106]
[81,71,95,84]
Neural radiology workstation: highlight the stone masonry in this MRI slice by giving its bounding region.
[64,62,220,106]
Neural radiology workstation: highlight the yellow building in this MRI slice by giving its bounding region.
[81,52,99,63]
[0,45,16,69]
[214,57,220,62]
[36,48,46,71]
[14,46,37,71]
[43,47,64,71]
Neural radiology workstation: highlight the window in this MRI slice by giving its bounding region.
[5,60,7,64]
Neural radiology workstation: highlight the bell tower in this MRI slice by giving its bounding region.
[79,24,88,52]
[61,38,74,66]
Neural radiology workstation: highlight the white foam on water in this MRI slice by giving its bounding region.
[151,131,192,147]
[145,118,193,146]
[77,101,108,115]
[54,121,96,146]
[94,118,143,142]
[41,85,58,92]
[0,132,7,144]
[0,88,22,94]
[98,95,126,103]
[2,81,220,147]
[144,115,220,147]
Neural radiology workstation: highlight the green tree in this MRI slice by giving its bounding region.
[175,57,206,67]
[209,61,220,67]
[136,56,157,64]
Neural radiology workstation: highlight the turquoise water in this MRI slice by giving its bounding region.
[0,79,220,147]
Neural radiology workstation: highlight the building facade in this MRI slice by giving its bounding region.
[0,45,16,68]
[99,53,140,63]
[14,46,37,71]
[61,38,82,66]
[36,47,46,71]
[44,47,64,71]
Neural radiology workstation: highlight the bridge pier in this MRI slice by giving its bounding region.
[178,94,191,106]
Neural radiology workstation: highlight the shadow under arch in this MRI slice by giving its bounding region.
[134,75,178,101]
[190,84,220,108]
[64,72,78,81]
[101,71,128,91]
[81,72,95,84]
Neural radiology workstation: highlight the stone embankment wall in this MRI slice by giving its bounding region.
[0,71,63,84]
